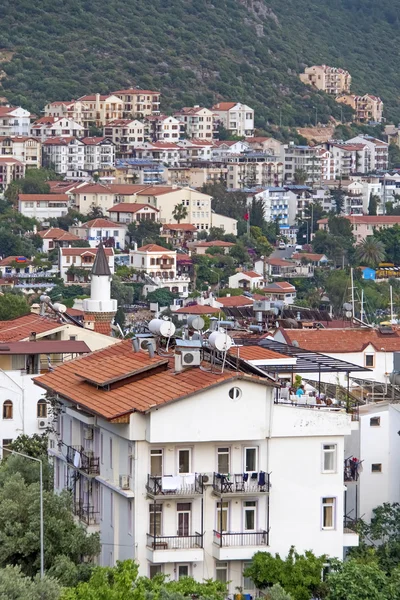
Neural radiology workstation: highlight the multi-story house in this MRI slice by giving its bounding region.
[132,142,183,166]
[103,120,145,154]
[174,107,215,140]
[145,115,181,142]
[284,185,312,222]
[59,246,115,282]
[165,166,227,188]
[0,136,42,169]
[346,135,388,171]
[248,187,291,228]
[82,137,115,173]
[18,193,70,221]
[177,139,213,162]
[108,203,160,225]
[36,338,357,586]
[39,228,81,253]
[70,218,128,250]
[318,214,400,243]
[282,145,322,185]
[76,94,124,128]
[44,100,86,125]
[112,88,161,118]
[71,183,140,215]
[300,65,351,95]
[226,155,284,189]
[325,142,371,178]
[212,102,255,137]
[245,137,283,156]
[211,141,250,160]
[336,94,384,124]
[0,157,25,191]
[130,243,190,296]
[42,137,86,177]
[31,117,85,142]
[0,106,31,136]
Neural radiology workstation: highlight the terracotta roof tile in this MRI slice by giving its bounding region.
[217,296,254,307]
[80,218,125,229]
[137,244,172,252]
[279,328,400,353]
[228,346,289,361]
[60,247,114,257]
[175,305,220,315]
[212,102,237,111]
[108,203,159,213]
[163,224,197,231]
[239,271,263,278]
[0,314,64,342]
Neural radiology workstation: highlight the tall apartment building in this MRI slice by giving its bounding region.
[76,94,124,128]
[282,145,322,185]
[0,106,31,136]
[174,107,215,140]
[226,155,283,189]
[112,89,161,118]
[336,94,384,124]
[37,338,357,589]
[346,135,388,171]
[0,136,42,169]
[300,65,351,95]
[31,116,85,142]
[212,102,255,137]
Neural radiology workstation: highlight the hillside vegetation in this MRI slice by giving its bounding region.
[1,0,400,126]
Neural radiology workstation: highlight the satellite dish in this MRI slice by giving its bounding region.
[208,331,233,351]
[187,315,205,331]
[148,318,176,337]
[345,311,352,318]
[53,303,67,313]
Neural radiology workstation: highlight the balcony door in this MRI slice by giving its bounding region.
[150,449,163,476]
[243,501,257,532]
[178,448,191,474]
[177,502,191,536]
[216,501,229,532]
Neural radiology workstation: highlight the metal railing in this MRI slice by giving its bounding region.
[65,445,100,476]
[73,502,99,525]
[213,530,269,547]
[213,472,270,494]
[146,473,203,496]
[147,532,203,550]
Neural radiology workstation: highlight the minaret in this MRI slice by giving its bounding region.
[83,243,117,334]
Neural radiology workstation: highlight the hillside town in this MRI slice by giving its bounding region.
[2,68,400,599]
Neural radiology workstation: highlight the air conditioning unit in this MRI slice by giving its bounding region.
[83,427,93,440]
[202,472,213,485]
[38,418,50,429]
[137,336,156,351]
[120,475,130,490]
[181,349,201,367]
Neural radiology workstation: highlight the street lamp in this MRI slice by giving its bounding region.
[0,446,44,578]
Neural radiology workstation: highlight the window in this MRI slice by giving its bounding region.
[149,504,162,536]
[150,449,163,476]
[216,501,229,532]
[322,497,336,530]
[177,502,191,536]
[371,463,382,473]
[322,444,337,473]
[365,354,375,367]
[2,439,12,458]
[37,399,47,418]
[229,387,242,400]
[110,438,113,468]
[243,501,257,531]
[178,448,191,474]
[243,562,256,591]
[244,447,257,472]
[216,561,228,583]
[149,565,163,578]
[370,417,381,427]
[217,447,230,474]
[2,400,13,420]
[110,492,114,527]
[178,565,189,579]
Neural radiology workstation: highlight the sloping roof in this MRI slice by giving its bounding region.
[39,228,80,242]
[228,346,290,361]
[34,339,267,420]
[0,314,64,342]
[263,281,296,293]
[19,194,69,202]
[92,242,111,276]
[0,256,31,266]
[175,305,220,315]
[43,137,76,146]
[137,244,173,253]
[217,296,254,307]
[0,340,90,354]
[108,203,159,213]
[163,223,197,232]
[135,186,176,196]
[81,137,109,145]
[267,258,293,267]
[195,241,235,247]
[212,102,237,111]
[292,252,327,262]
[80,218,125,229]
[278,328,400,353]
[238,270,263,279]
[60,247,114,257]
[318,216,400,225]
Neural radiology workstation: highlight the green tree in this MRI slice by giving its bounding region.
[323,269,350,314]
[326,560,388,600]
[86,206,104,219]
[0,564,61,600]
[330,188,346,215]
[243,548,327,600]
[111,276,134,306]
[128,220,164,247]
[0,293,30,320]
[172,202,189,224]
[368,193,379,216]
[293,169,308,185]
[9,433,48,459]
[114,306,126,329]
[374,225,400,264]
[355,237,385,267]
[389,143,400,169]
[0,228,36,257]
[266,584,294,600]
[146,288,176,306]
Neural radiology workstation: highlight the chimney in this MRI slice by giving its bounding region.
[146,341,155,358]
[29,331,37,342]
[132,337,140,353]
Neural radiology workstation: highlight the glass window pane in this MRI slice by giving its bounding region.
[245,448,256,471]
[216,562,228,583]
[151,449,163,476]
[218,448,229,473]
[244,509,255,530]
[179,450,190,473]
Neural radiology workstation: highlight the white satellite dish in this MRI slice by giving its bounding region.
[187,315,205,331]
[53,302,67,314]
[148,318,176,337]
[208,331,233,352]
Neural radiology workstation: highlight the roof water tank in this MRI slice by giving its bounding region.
[187,315,205,331]
[208,331,233,351]
[148,319,176,337]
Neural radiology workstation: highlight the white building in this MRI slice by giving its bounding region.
[18,193,70,221]
[133,142,183,166]
[108,203,159,225]
[42,137,86,177]
[37,338,357,588]
[347,136,389,171]
[59,247,115,283]
[248,188,290,228]
[103,120,145,153]
[70,218,128,250]
[212,141,250,160]
[177,139,214,162]
[212,102,255,137]
[0,136,42,169]
[82,137,116,173]
[228,270,265,291]
[39,227,81,253]
[0,106,31,137]
[174,107,215,140]
[129,243,190,297]
[31,117,85,142]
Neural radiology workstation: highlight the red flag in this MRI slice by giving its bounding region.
[244,212,249,221]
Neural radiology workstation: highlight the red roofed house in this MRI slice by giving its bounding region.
[81,137,115,173]
[70,218,128,249]
[0,136,42,169]
[130,244,190,297]
[39,227,81,252]
[0,106,31,137]
[76,94,124,128]
[0,256,35,278]
[174,107,215,140]
[111,88,161,118]
[42,137,85,176]
[212,102,254,137]
[318,215,400,243]
[161,223,198,247]
[103,119,145,152]
[31,116,84,142]
[211,140,250,160]
[108,202,159,225]
[262,281,296,304]
[191,240,235,255]
[59,246,115,283]
[0,157,25,191]
[18,193,70,220]
[228,270,265,291]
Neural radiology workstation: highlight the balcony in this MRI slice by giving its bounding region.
[146,473,204,498]
[65,444,100,476]
[212,472,270,496]
[73,501,99,526]
[146,533,204,563]
[212,530,269,560]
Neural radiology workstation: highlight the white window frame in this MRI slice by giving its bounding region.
[321,497,336,530]
[177,564,190,580]
[244,446,258,472]
[217,446,230,474]
[216,561,228,584]
[216,501,229,532]
[322,443,337,473]
[243,561,256,591]
[150,448,163,476]
[243,501,257,532]
[177,447,192,474]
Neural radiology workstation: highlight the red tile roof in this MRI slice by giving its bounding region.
[19,194,69,202]
[263,281,296,293]
[35,339,267,419]
[137,244,173,253]
[79,218,125,229]
[217,296,254,307]
[195,240,235,247]
[39,228,80,241]
[60,247,114,257]
[239,271,263,279]
[267,258,293,267]
[212,102,237,111]
[318,216,400,225]
[108,203,159,213]
[163,224,197,232]
[43,137,77,145]
[0,256,32,266]
[0,314,64,342]
[292,252,326,261]
[278,328,400,353]
[228,346,289,361]
[81,137,109,145]
[0,157,23,165]
[175,305,220,315]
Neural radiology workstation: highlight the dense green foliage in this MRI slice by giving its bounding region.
[0,293,30,320]
[0,565,61,600]
[4,0,400,125]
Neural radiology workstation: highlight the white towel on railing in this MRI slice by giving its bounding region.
[73,451,81,468]
[183,473,195,486]
[162,476,179,491]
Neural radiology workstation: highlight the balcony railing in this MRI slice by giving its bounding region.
[147,532,203,550]
[65,444,100,476]
[213,472,270,494]
[73,501,99,525]
[213,530,269,547]
[146,473,203,496]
